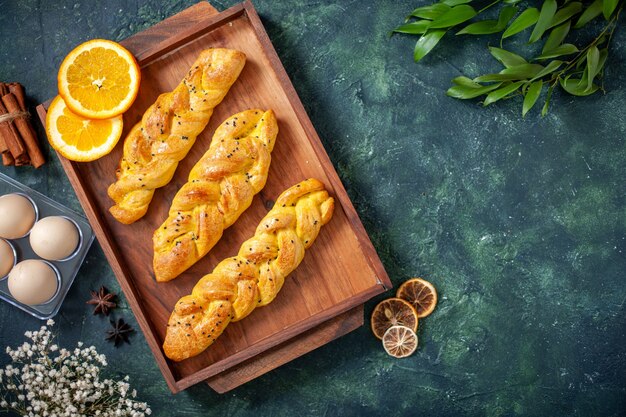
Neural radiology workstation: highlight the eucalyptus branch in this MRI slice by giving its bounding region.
[565,6,619,71]
[392,0,624,116]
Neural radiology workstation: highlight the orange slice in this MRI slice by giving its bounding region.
[46,96,123,162]
[370,298,418,340]
[383,325,418,358]
[57,39,140,119]
[396,277,438,318]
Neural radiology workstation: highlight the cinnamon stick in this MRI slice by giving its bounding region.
[2,152,14,166]
[0,82,10,156]
[0,99,28,162]
[7,83,26,109]
[0,83,14,155]
[14,154,30,166]
[1,92,44,168]
[11,83,46,168]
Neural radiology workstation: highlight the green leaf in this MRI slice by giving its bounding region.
[560,77,599,96]
[442,0,473,6]
[457,6,517,35]
[586,46,601,91]
[498,6,520,27]
[542,21,571,53]
[392,21,431,35]
[523,80,543,116]
[414,30,447,62]
[457,19,500,34]
[530,60,563,81]
[452,76,483,88]
[483,81,525,105]
[548,2,583,28]
[536,43,579,59]
[474,63,544,82]
[597,47,609,74]
[541,84,555,116]
[489,46,528,68]
[502,8,540,39]
[447,82,503,99]
[504,0,523,5]
[580,65,590,83]
[603,0,619,19]
[529,0,558,43]
[429,5,477,28]
[503,63,545,78]
[410,3,451,20]
[575,0,603,28]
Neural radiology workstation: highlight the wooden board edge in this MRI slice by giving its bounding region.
[134,3,246,65]
[206,305,364,393]
[241,1,392,291]
[121,2,219,57]
[175,285,383,391]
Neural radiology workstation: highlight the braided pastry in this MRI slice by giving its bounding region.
[163,178,335,362]
[107,48,246,224]
[153,109,278,282]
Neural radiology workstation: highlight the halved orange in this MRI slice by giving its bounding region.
[383,325,418,358]
[370,298,418,340]
[46,96,123,162]
[396,277,438,318]
[57,39,140,119]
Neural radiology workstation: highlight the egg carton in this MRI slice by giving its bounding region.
[0,172,94,319]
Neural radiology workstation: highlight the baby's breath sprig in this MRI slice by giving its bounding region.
[0,320,151,417]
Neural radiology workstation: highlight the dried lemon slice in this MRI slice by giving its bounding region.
[370,297,418,340]
[396,277,438,318]
[383,325,418,358]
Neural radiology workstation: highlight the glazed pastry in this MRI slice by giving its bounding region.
[153,109,278,282]
[163,178,334,362]
[107,48,246,224]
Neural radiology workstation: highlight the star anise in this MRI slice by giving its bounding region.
[106,318,133,347]
[86,286,117,316]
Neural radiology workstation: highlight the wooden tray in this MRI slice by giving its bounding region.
[37,1,391,393]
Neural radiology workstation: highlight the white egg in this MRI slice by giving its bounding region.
[8,260,58,305]
[29,216,80,261]
[0,239,15,277]
[0,194,36,239]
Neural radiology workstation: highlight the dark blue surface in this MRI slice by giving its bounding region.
[0,1,625,416]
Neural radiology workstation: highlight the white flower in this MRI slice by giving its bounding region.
[0,322,151,416]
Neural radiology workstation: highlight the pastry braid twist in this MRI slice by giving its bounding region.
[153,109,278,282]
[163,178,335,362]
[107,48,246,224]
